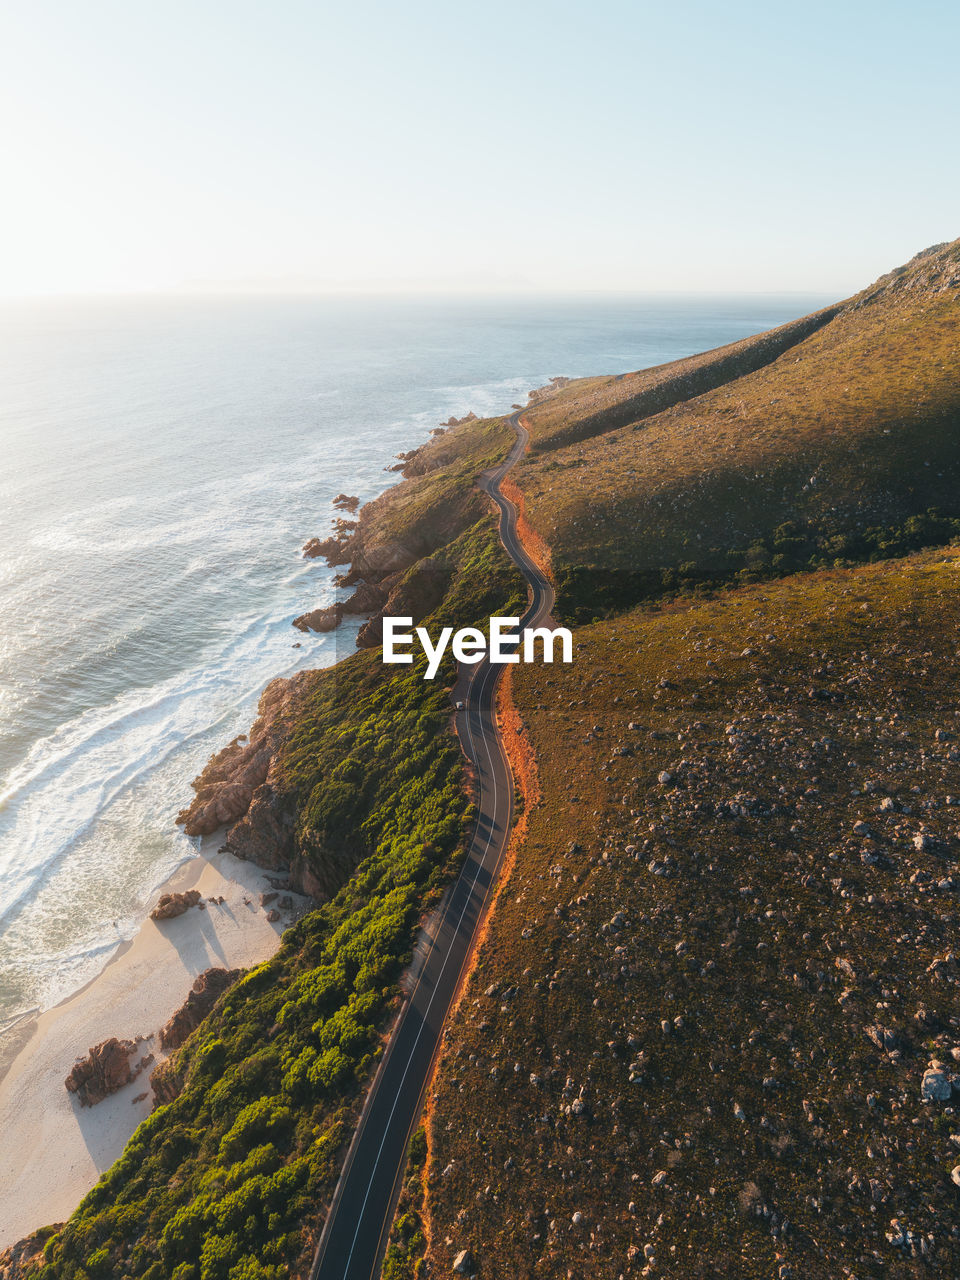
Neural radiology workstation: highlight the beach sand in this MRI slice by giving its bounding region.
[0,838,308,1249]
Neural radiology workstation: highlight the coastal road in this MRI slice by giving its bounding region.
[309,412,553,1280]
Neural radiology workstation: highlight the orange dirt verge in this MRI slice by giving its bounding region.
[499,465,553,586]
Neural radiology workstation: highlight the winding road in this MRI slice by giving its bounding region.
[309,412,553,1280]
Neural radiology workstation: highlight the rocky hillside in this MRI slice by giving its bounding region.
[423,545,960,1279]
[402,238,960,1280]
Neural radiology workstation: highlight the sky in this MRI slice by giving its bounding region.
[0,0,957,297]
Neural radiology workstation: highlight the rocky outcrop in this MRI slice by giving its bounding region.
[159,967,242,1052]
[293,603,342,632]
[526,376,571,405]
[150,1054,182,1106]
[333,493,360,512]
[302,535,349,564]
[349,537,421,578]
[340,578,393,615]
[356,557,450,649]
[150,889,201,921]
[176,673,310,842]
[853,239,960,308]
[293,577,392,636]
[65,1038,143,1106]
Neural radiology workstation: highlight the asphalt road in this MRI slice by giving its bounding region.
[309,412,554,1280]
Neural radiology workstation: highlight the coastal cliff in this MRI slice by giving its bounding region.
[176,412,521,899]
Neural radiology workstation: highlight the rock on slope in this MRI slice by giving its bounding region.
[157,967,242,1052]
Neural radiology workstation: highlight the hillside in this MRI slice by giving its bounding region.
[515,239,960,621]
[423,547,960,1279]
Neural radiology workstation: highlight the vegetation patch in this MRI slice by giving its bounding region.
[554,510,960,623]
[381,1128,429,1280]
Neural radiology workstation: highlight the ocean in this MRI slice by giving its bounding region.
[0,292,829,1025]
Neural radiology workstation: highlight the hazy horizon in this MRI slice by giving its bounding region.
[1,0,957,300]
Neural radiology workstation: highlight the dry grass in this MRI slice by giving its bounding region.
[515,243,960,614]
[425,546,960,1279]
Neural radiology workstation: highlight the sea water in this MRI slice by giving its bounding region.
[0,292,829,1023]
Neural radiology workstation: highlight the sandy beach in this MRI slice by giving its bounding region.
[0,838,308,1249]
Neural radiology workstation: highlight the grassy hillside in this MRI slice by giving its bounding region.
[516,240,960,621]
[521,304,838,455]
[425,545,960,1279]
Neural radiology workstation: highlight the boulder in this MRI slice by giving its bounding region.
[150,889,202,921]
[921,1065,953,1102]
[65,1038,138,1106]
[452,1249,475,1275]
[864,1023,899,1053]
[293,604,342,633]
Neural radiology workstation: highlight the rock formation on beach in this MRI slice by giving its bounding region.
[64,1037,144,1106]
[174,670,335,891]
[149,889,201,920]
[176,672,309,844]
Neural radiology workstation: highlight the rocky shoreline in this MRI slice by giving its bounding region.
[175,414,479,892]
[174,380,570,909]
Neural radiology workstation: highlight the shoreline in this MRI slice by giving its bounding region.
[0,396,505,1253]
[0,836,311,1249]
